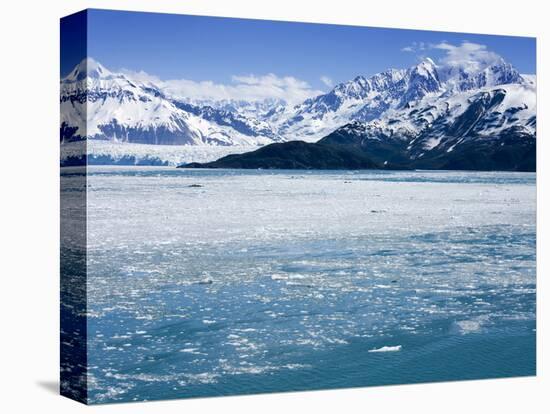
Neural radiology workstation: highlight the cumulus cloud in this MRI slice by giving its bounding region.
[120,69,322,105]
[320,75,333,87]
[433,41,503,73]
[400,41,505,74]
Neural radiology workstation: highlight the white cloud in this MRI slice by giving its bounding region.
[119,69,161,84]
[400,41,505,75]
[401,41,428,53]
[320,75,333,87]
[433,41,503,73]
[120,69,322,105]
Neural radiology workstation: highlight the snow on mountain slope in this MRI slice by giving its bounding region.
[375,81,535,138]
[60,58,281,147]
[268,57,530,143]
[439,57,525,93]
[267,59,444,142]
[318,80,536,171]
[60,56,535,166]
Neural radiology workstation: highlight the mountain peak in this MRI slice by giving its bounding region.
[424,57,436,65]
[64,57,112,82]
[410,58,438,78]
[418,57,436,67]
[438,56,524,91]
[396,58,442,107]
[485,59,524,84]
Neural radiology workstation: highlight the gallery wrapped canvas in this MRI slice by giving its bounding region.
[60,9,536,404]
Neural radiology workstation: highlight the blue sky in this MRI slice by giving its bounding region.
[61,9,536,101]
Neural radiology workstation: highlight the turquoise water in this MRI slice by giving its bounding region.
[79,168,536,403]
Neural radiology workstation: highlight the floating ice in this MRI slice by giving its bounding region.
[79,168,535,403]
[453,315,490,334]
[368,345,402,353]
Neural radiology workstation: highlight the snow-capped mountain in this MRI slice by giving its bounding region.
[263,59,443,142]
[60,56,535,169]
[318,80,536,171]
[439,57,525,93]
[191,80,536,172]
[171,97,287,119]
[60,58,281,147]
[267,57,531,143]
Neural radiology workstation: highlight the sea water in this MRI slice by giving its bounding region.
[71,167,535,403]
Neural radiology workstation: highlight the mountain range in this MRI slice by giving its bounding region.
[60,56,536,170]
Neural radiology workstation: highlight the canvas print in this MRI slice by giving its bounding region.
[60,9,536,404]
